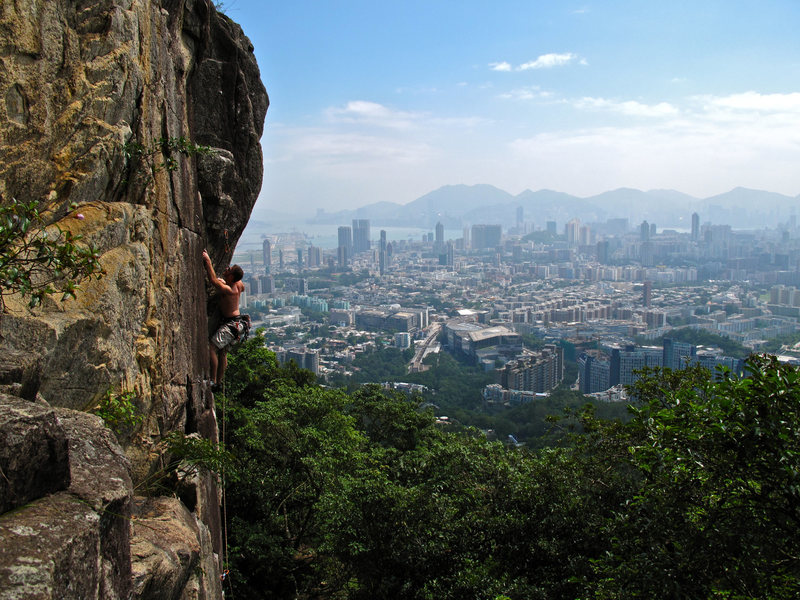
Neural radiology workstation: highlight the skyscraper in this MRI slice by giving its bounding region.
[379,230,387,276]
[262,238,272,274]
[691,212,700,241]
[565,219,581,246]
[352,219,370,253]
[516,206,524,230]
[640,221,650,242]
[307,245,321,268]
[435,221,444,245]
[471,224,502,250]
[596,240,609,264]
[337,226,352,252]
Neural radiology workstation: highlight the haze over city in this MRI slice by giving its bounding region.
[225,0,800,221]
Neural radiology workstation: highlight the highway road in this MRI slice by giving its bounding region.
[408,322,443,373]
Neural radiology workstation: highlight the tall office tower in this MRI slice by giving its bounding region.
[640,221,650,241]
[298,278,307,295]
[565,218,581,246]
[597,240,609,264]
[446,241,455,269]
[379,229,387,276]
[546,221,557,236]
[278,249,284,270]
[463,226,470,249]
[650,223,657,238]
[642,280,652,307]
[471,224,502,249]
[691,212,700,241]
[337,245,348,269]
[435,221,444,246]
[307,245,321,268]
[352,219,370,253]
[641,242,653,267]
[337,226,352,253]
[516,206,524,230]
[262,239,272,274]
[579,224,592,246]
[296,247,303,269]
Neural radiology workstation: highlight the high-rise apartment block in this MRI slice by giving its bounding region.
[470,224,502,250]
[307,245,321,268]
[498,345,564,393]
[565,219,580,246]
[435,221,444,245]
[338,226,352,250]
[640,220,650,242]
[662,338,695,370]
[352,219,370,253]
[262,238,272,274]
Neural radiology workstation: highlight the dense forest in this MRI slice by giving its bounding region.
[328,344,627,446]
[186,337,800,599]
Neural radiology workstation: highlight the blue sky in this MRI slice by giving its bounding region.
[222,1,800,219]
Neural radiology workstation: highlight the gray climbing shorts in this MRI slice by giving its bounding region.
[211,316,249,350]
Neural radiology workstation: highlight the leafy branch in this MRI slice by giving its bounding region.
[122,136,213,183]
[0,196,104,312]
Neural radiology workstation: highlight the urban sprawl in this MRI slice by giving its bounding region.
[232,212,800,407]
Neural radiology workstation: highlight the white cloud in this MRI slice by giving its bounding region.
[697,91,800,113]
[285,131,435,165]
[519,53,579,70]
[325,101,421,130]
[255,90,800,215]
[575,97,680,117]
[498,86,553,101]
[489,61,512,72]
[506,92,800,197]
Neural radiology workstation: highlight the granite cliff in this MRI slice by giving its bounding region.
[0,0,267,597]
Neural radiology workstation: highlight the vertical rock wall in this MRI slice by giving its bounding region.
[0,0,266,472]
[0,0,267,597]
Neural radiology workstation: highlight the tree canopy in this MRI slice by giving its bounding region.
[214,338,800,599]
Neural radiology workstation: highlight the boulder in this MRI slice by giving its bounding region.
[0,395,70,515]
[0,400,133,599]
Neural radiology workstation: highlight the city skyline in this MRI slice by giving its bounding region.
[224,1,800,221]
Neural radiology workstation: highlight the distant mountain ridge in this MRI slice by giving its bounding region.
[309,184,799,231]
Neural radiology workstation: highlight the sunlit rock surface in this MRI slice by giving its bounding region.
[0,0,267,597]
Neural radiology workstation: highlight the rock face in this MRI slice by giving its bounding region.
[0,395,70,515]
[0,396,133,599]
[0,0,267,597]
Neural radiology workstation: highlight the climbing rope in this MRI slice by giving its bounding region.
[219,377,233,599]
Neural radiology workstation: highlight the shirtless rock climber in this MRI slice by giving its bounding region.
[202,250,248,386]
